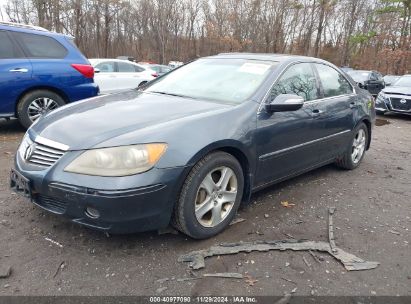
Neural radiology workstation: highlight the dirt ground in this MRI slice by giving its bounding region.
[0,114,410,297]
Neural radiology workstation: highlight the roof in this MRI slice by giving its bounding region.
[210,52,324,63]
[0,21,48,32]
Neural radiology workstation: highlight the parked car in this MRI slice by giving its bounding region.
[346,70,385,96]
[11,53,374,239]
[168,61,184,69]
[383,75,401,86]
[146,64,172,76]
[89,59,156,94]
[0,21,98,128]
[375,75,411,115]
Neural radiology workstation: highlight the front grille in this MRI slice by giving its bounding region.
[390,97,411,111]
[19,135,67,168]
[34,195,68,214]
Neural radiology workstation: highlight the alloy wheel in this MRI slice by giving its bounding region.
[351,128,366,164]
[28,97,59,122]
[194,166,238,228]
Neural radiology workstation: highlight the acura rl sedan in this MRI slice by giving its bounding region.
[10,53,375,239]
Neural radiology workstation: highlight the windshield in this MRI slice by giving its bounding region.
[144,58,277,104]
[347,71,370,82]
[393,76,411,87]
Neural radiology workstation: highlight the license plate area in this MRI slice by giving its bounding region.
[10,169,31,198]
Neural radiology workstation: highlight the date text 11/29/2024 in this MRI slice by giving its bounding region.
[149,296,258,303]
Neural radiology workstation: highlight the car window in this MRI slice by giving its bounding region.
[118,61,141,72]
[270,63,319,102]
[12,32,67,59]
[0,31,22,59]
[370,73,377,81]
[315,64,353,98]
[95,62,116,73]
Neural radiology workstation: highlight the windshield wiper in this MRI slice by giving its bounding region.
[149,91,196,99]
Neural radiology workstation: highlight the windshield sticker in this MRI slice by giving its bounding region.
[238,63,271,75]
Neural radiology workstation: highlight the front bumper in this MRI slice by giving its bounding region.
[12,150,188,234]
[375,95,411,114]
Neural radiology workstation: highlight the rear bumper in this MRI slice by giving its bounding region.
[67,82,99,102]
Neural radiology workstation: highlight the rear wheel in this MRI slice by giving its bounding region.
[335,123,368,170]
[172,151,244,239]
[17,90,65,129]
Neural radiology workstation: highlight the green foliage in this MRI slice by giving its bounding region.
[349,31,377,44]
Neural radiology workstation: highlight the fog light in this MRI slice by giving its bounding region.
[85,207,100,219]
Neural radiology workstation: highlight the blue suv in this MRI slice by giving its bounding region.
[0,22,99,128]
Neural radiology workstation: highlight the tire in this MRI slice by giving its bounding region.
[335,122,368,170]
[17,90,65,129]
[172,151,244,239]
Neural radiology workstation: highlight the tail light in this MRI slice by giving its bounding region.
[71,64,94,78]
[152,73,158,78]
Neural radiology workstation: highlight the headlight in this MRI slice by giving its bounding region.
[65,143,167,176]
[377,92,386,101]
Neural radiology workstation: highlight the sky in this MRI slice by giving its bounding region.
[0,0,8,21]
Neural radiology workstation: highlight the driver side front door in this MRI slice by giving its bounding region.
[255,62,322,188]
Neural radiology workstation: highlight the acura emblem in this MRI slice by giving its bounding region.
[24,143,35,160]
[400,98,407,104]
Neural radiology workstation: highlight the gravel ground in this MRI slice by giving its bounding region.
[0,114,410,297]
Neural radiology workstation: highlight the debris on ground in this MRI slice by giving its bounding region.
[280,201,295,208]
[203,273,243,279]
[178,208,379,271]
[302,256,311,268]
[281,277,296,285]
[44,237,63,248]
[388,230,400,235]
[156,287,168,293]
[244,274,258,286]
[155,277,170,284]
[52,261,65,278]
[230,218,246,226]
[0,266,12,279]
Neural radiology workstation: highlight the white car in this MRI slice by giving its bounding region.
[89,59,157,94]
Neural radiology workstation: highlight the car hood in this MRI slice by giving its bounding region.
[30,91,231,150]
[382,86,411,96]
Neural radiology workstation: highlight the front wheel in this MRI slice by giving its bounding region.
[172,151,244,239]
[335,123,368,170]
[17,90,65,129]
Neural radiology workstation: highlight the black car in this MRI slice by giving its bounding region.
[346,70,385,96]
[376,75,411,114]
[10,53,375,239]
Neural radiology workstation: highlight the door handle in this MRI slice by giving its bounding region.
[9,68,29,73]
[312,109,324,117]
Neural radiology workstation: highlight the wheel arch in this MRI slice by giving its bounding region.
[186,140,254,206]
[15,86,69,117]
[357,117,372,150]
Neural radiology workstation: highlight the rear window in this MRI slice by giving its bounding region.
[12,32,68,59]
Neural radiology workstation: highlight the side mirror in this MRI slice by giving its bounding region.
[265,94,304,113]
[386,82,392,86]
[94,68,100,73]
